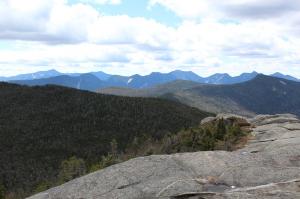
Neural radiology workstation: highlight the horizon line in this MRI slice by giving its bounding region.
[1,69,297,79]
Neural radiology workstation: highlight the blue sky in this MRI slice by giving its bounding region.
[1,0,300,77]
[70,0,181,26]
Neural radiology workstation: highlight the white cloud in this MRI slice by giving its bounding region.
[46,2,99,44]
[0,0,53,33]
[0,0,102,44]
[149,0,300,20]
[89,15,174,49]
[80,0,122,5]
[1,0,300,77]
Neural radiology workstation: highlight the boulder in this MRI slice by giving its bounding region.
[201,114,251,131]
[200,117,216,125]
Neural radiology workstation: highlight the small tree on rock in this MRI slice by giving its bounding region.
[58,156,86,183]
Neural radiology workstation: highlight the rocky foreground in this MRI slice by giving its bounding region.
[28,114,300,199]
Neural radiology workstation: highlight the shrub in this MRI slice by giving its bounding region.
[0,184,5,199]
[58,156,86,184]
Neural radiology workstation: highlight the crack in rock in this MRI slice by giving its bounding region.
[117,181,140,190]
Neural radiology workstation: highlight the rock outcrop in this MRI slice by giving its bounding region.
[28,114,300,199]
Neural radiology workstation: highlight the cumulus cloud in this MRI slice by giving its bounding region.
[149,0,300,20]
[0,0,172,46]
[0,0,53,32]
[1,0,300,77]
[218,0,300,19]
[0,0,100,44]
[89,15,174,48]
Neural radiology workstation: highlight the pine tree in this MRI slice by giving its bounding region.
[58,156,86,183]
[110,139,118,157]
[216,118,226,140]
[0,184,5,199]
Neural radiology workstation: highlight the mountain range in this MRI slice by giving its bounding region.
[99,75,300,117]
[12,74,106,91]
[2,69,299,91]
[4,69,300,116]
[0,70,111,81]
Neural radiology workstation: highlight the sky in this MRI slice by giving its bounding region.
[1,0,300,77]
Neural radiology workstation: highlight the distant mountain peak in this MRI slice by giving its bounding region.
[271,72,299,82]
[244,71,259,75]
[47,69,60,73]
[272,72,283,75]
[130,74,141,78]
[252,73,269,79]
[170,70,199,76]
[149,72,163,76]
[170,69,194,74]
[210,73,232,78]
[250,74,292,83]
[89,71,111,81]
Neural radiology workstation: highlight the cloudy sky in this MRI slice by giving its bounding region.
[1,0,300,77]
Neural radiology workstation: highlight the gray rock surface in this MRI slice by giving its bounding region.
[28,114,300,199]
[200,117,216,125]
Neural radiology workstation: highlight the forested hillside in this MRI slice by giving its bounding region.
[0,83,211,198]
[101,75,300,116]
[189,75,300,116]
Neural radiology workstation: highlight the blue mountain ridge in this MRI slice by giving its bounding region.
[5,69,300,91]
